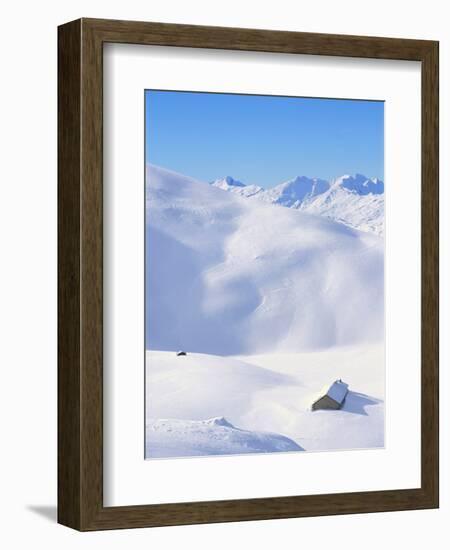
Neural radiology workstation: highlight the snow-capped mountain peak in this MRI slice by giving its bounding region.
[210,171,384,235]
[262,175,330,207]
[332,173,384,195]
[211,175,246,189]
[210,176,264,198]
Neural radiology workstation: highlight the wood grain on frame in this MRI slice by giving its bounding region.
[58,18,439,531]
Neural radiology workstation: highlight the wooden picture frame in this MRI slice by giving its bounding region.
[58,18,439,531]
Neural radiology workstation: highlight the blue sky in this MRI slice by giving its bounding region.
[145,90,384,189]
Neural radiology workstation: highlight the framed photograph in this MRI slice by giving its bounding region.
[58,18,439,530]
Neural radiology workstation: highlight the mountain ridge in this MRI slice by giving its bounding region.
[211,172,384,235]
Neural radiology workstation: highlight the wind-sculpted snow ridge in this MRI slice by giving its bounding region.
[146,416,303,458]
[211,172,385,235]
[146,164,384,356]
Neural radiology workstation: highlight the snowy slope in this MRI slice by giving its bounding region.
[240,347,384,451]
[146,347,384,457]
[146,164,384,356]
[146,351,305,458]
[211,173,384,235]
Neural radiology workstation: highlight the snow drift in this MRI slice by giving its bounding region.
[146,417,303,458]
[146,164,384,356]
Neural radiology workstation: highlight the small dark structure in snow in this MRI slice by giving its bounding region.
[176,350,187,356]
[311,379,349,411]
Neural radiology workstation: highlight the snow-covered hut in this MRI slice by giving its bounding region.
[311,380,349,411]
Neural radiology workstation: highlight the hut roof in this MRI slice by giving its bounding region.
[313,380,349,407]
[325,380,349,403]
